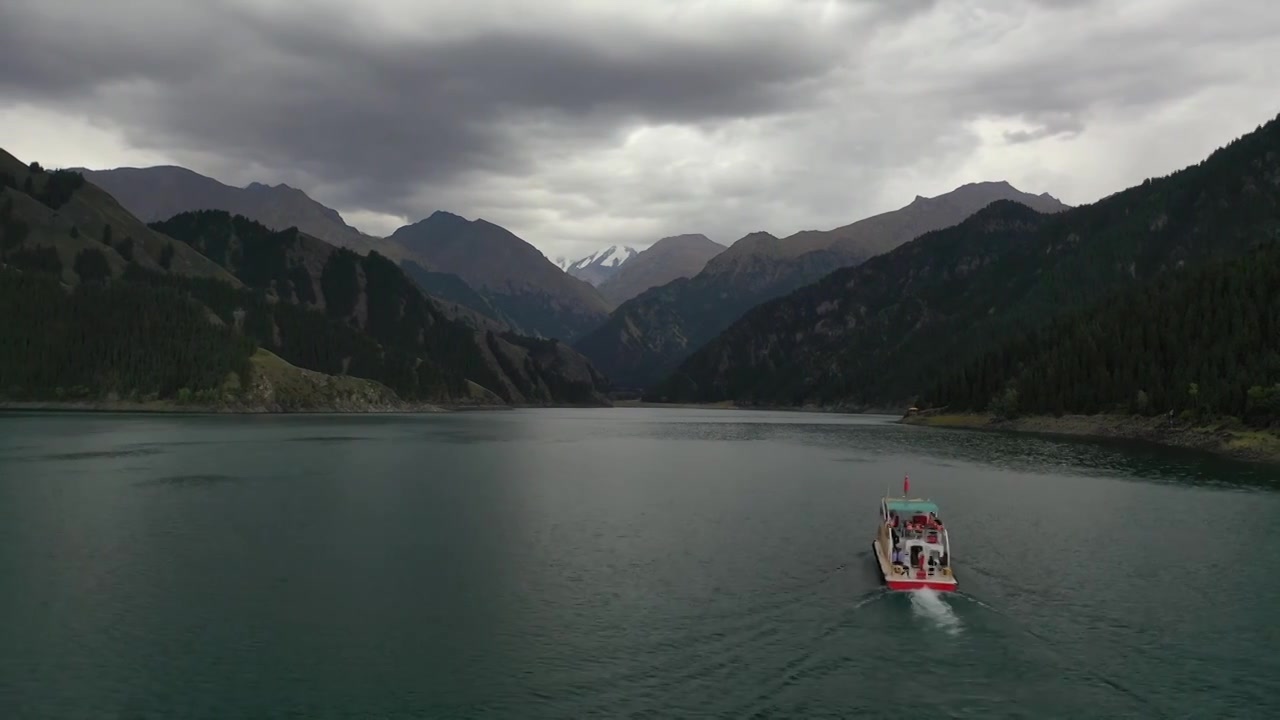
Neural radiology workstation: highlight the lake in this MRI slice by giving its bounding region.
[1,408,1277,718]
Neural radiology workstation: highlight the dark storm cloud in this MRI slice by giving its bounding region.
[0,0,858,216]
[1,0,1278,257]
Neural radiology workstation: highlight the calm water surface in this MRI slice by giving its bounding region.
[1,409,1278,718]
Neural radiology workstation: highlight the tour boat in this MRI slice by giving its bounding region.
[872,476,957,592]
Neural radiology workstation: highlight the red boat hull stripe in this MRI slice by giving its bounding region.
[885,579,957,592]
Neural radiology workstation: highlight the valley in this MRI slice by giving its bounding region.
[5,113,1278,461]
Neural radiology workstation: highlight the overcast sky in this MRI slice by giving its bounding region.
[2,0,1277,261]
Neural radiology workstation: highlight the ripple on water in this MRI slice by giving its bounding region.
[134,474,239,487]
[38,447,165,461]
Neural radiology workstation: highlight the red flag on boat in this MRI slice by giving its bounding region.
[903,475,910,496]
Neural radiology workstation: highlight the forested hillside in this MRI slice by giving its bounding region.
[0,158,610,408]
[0,157,262,404]
[0,269,257,403]
[654,114,1280,408]
[1,151,240,286]
[152,211,608,406]
[922,240,1280,427]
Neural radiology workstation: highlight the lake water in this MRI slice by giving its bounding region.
[1,409,1277,718]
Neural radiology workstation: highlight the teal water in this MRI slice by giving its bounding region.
[1,409,1277,718]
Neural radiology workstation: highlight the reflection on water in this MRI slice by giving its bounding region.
[133,474,240,487]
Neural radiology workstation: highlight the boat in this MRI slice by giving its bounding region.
[872,476,957,592]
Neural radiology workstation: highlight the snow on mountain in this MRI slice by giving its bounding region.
[561,245,639,286]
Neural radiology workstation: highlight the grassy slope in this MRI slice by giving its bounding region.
[0,351,442,414]
[1,150,240,287]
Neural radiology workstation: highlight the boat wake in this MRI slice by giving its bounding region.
[850,588,890,610]
[908,588,962,635]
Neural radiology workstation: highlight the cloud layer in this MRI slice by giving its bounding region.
[2,0,1278,259]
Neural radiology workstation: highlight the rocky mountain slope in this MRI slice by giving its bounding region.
[651,115,1280,408]
[389,211,611,341]
[77,165,382,253]
[779,181,1068,262]
[597,234,724,306]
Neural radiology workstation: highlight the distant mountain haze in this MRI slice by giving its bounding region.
[388,211,611,341]
[76,166,384,254]
[576,181,1064,388]
[598,234,725,306]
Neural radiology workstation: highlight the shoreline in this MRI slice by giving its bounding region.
[901,412,1280,464]
[0,399,614,415]
[612,399,901,414]
[0,400,449,415]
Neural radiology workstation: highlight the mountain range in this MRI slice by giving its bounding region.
[0,151,610,409]
[652,115,1280,412]
[72,166,615,343]
[576,182,1067,389]
[69,166,777,344]
[42,111,1278,425]
[76,166,382,253]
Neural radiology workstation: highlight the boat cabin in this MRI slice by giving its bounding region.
[880,498,952,580]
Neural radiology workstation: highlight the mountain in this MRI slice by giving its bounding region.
[576,182,1062,389]
[651,115,1280,408]
[388,211,611,341]
[76,165,382,253]
[1,151,238,287]
[0,151,610,408]
[574,233,839,389]
[561,245,639,286]
[922,238,1280,427]
[781,181,1068,262]
[151,211,610,406]
[597,234,725,305]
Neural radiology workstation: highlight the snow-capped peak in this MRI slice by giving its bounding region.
[567,245,638,272]
[560,245,640,286]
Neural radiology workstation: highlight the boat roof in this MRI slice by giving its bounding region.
[885,499,939,513]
